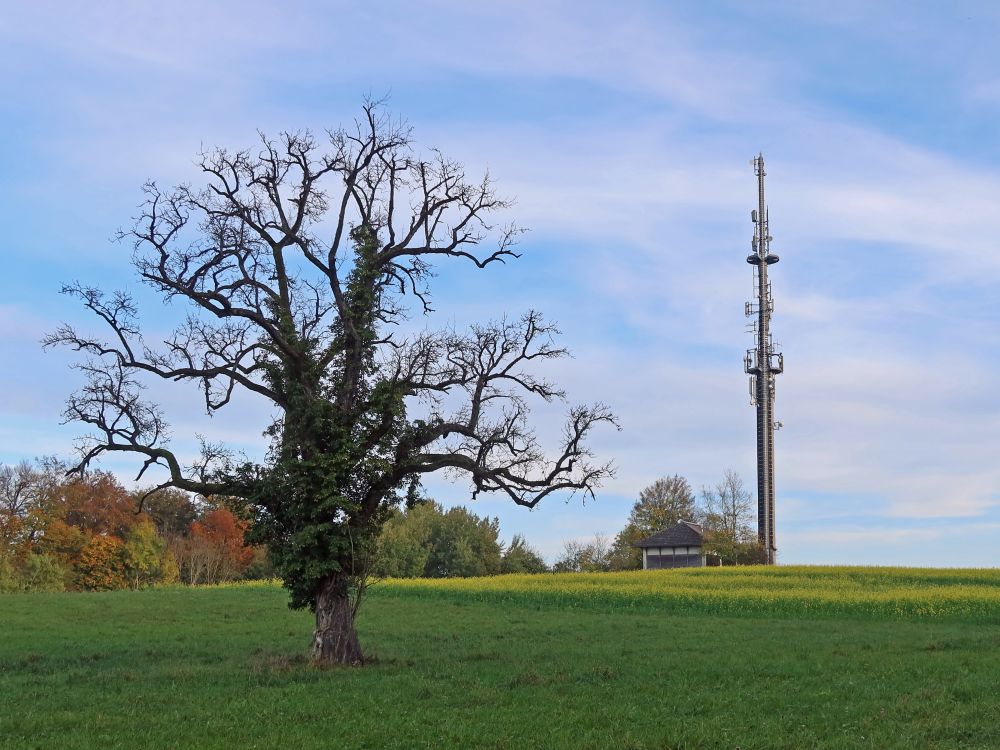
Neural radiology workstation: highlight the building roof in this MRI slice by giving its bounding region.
[633,520,704,548]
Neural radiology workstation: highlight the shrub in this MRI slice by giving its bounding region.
[242,546,275,580]
[19,554,66,592]
[0,554,67,593]
[0,555,17,593]
[501,535,548,574]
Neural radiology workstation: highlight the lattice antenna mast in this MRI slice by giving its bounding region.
[744,154,783,565]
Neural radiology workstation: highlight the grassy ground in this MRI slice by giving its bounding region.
[1,574,999,749]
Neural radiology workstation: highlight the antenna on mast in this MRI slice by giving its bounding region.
[744,153,783,565]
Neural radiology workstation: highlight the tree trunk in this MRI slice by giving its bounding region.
[311,574,363,666]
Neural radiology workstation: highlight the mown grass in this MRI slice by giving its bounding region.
[2,569,999,749]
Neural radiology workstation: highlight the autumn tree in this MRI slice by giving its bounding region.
[180,508,253,584]
[608,474,697,570]
[47,103,615,664]
[75,535,129,590]
[123,520,178,588]
[139,487,199,542]
[35,469,145,585]
[0,459,65,559]
[0,459,185,589]
[0,461,37,559]
[0,463,68,593]
[36,519,88,570]
[58,471,137,538]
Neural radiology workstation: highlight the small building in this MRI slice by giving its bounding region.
[634,520,706,569]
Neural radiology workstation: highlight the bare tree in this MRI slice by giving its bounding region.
[552,534,611,573]
[46,103,616,665]
[0,462,36,555]
[0,460,63,553]
[0,462,35,522]
[700,469,757,565]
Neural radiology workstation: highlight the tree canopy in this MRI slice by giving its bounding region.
[700,469,761,565]
[605,471,762,570]
[0,459,255,592]
[46,103,615,664]
[374,501,511,578]
[608,474,697,569]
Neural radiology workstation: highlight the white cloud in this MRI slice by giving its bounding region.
[2,0,999,565]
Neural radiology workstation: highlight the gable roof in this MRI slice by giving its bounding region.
[634,520,704,548]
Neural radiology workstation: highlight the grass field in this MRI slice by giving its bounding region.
[2,568,1000,749]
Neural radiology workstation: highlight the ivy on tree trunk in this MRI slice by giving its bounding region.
[46,102,617,665]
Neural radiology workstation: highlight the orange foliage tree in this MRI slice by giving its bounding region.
[75,535,129,590]
[36,519,88,569]
[59,471,138,537]
[3,460,257,590]
[178,508,253,585]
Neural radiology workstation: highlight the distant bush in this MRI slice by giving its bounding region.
[19,554,66,592]
[0,555,17,593]
[0,553,66,593]
[501,535,548,574]
[374,502,504,578]
[242,546,275,580]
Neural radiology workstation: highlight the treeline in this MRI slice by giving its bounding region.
[553,470,765,572]
[0,459,268,593]
[376,469,762,577]
[0,459,547,592]
[374,501,547,578]
[2,457,763,593]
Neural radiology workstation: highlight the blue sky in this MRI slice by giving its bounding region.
[2,1,999,565]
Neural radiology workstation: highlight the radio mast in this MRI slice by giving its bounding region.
[744,154,783,565]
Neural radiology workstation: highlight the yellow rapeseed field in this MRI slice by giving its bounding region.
[375,566,1000,622]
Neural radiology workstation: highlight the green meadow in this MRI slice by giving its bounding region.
[2,568,1000,749]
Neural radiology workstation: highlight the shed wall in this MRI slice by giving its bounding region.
[642,546,706,570]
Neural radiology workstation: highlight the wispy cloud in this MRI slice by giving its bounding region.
[1,0,998,565]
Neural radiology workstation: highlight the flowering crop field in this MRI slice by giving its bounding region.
[374,566,1000,622]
